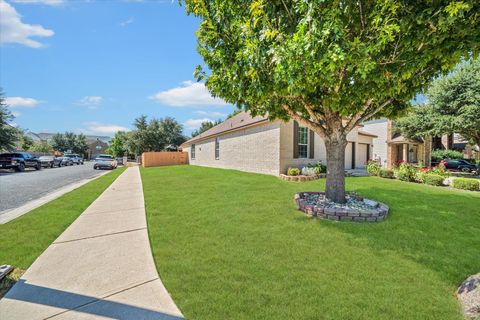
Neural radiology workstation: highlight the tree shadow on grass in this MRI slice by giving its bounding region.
[319,177,480,285]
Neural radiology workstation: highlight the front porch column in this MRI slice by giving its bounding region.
[423,136,432,167]
[402,144,408,163]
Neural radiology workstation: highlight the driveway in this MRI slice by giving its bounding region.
[0,162,106,213]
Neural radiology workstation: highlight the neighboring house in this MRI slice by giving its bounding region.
[362,119,479,168]
[363,119,431,168]
[34,133,111,158]
[180,111,377,176]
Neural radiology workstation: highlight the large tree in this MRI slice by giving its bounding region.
[184,0,480,202]
[126,116,186,155]
[397,58,480,148]
[0,91,19,151]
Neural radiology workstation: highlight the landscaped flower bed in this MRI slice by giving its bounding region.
[294,192,389,222]
[367,160,480,191]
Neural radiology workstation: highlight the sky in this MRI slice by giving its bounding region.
[0,0,236,136]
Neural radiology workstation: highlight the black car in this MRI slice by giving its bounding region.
[0,152,42,172]
[432,159,478,173]
[38,155,63,168]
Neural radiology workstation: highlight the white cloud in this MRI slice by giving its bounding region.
[0,0,55,48]
[10,0,64,5]
[194,110,227,117]
[5,96,42,107]
[149,81,227,107]
[119,17,134,27]
[77,96,102,108]
[184,118,214,130]
[84,122,129,134]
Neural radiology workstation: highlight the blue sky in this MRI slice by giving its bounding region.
[0,0,235,136]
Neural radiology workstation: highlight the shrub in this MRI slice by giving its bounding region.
[431,161,448,176]
[306,161,326,174]
[379,169,394,179]
[287,167,300,176]
[431,149,464,161]
[396,163,416,182]
[415,170,428,183]
[423,174,445,186]
[366,161,381,176]
[301,167,317,177]
[452,178,480,191]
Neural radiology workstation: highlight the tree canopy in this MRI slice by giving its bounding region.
[125,116,187,155]
[191,119,222,137]
[396,58,480,146]
[0,91,19,151]
[184,0,480,203]
[50,132,89,154]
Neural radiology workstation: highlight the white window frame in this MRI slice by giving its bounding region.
[191,144,195,160]
[298,126,309,158]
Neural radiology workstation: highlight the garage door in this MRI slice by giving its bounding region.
[344,143,353,169]
[356,144,368,169]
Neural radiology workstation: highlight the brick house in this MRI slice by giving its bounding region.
[180,111,377,176]
[362,119,480,168]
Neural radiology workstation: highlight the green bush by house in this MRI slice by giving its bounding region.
[424,174,445,186]
[431,149,464,161]
[287,167,300,176]
[452,178,480,191]
[366,161,381,176]
[379,169,394,179]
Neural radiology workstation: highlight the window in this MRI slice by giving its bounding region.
[215,137,220,160]
[298,126,308,158]
[191,144,195,160]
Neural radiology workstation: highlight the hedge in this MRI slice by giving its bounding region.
[423,174,445,186]
[452,178,480,191]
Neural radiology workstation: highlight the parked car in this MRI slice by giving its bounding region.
[38,155,62,168]
[59,156,74,166]
[432,159,479,173]
[0,152,42,171]
[94,154,117,170]
[116,157,124,166]
[63,154,84,165]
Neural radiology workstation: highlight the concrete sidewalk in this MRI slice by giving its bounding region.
[0,167,184,320]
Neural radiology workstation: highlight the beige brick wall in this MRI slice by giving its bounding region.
[184,122,281,176]
[184,119,373,176]
[279,121,370,173]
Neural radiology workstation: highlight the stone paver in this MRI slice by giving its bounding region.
[0,167,183,320]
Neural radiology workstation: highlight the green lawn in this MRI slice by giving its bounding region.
[0,168,125,269]
[141,165,480,320]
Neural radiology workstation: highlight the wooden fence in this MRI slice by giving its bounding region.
[141,152,188,168]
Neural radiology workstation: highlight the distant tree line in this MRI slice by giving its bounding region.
[106,116,187,157]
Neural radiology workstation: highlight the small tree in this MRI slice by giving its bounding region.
[184,0,480,202]
[191,119,222,137]
[108,131,129,157]
[20,133,34,151]
[30,141,54,154]
[74,133,88,156]
[50,133,67,152]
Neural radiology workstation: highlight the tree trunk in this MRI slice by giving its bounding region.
[324,135,348,204]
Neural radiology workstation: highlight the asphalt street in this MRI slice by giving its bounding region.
[0,162,106,213]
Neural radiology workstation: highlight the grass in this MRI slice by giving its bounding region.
[0,168,125,270]
[141,165,480,320]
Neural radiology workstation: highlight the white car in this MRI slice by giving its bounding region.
[93,154,117,170]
